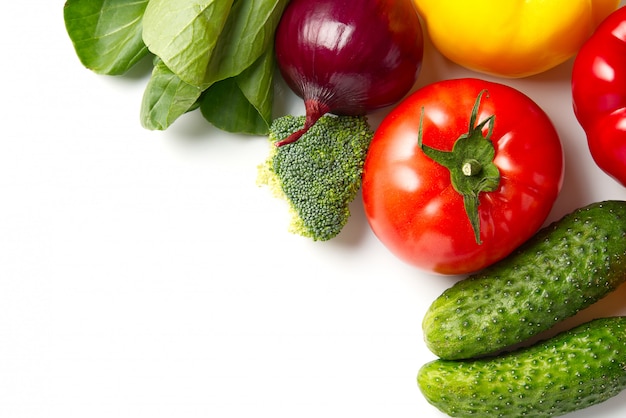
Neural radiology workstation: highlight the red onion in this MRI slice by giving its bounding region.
[274,0,424,146]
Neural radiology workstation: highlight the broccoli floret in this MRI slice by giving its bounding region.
[257,114,374,241]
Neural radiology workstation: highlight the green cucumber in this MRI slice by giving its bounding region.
[423,200,626,360]
[417,316,626,417]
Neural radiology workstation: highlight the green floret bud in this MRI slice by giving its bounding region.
[257,114,374,241]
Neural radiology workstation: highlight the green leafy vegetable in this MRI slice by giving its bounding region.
[142,0,235,89]
[204,0,289,86]
[201,47,276,135]
[64,0,150,75]
[140,59,203,131]
[64,0,289,135]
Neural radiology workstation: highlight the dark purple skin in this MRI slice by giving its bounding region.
[274,0,424,146]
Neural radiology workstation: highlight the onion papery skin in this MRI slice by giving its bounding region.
[274,0,424,145]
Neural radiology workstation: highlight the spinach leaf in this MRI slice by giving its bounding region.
[200,47,275,135]
[142,0,235,88]
[140,59,203,131]
[64,0,150,75]
[65,0,288,136]
[204,0,289,86]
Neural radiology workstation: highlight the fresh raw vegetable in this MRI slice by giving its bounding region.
[418,317,626,418]
[63,0,150,75]
[257,115,374,241]
[64,0,288,135]
[413,0,620,78]
[572,6,626,187]
[423,200,626,360]
[273,0,423,146]
[362,78,564,275]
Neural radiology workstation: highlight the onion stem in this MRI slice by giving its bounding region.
[275,100,331,147]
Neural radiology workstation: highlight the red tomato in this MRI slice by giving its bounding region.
[362,78,564,275]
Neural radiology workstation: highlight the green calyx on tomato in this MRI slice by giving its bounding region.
[417,90,500,244]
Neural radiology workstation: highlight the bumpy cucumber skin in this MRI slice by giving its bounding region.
[423,200,626,360]
[418,317,626,418]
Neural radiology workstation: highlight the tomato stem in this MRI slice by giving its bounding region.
[462,159,482,176]
[417,90,500,245]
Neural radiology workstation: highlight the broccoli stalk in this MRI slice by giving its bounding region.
[257,114,374,241]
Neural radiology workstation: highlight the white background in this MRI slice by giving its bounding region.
[2,2,626,417]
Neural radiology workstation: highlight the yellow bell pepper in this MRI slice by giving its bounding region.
[413,0,620,78]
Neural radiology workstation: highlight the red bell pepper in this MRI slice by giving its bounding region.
[572,6,626,187]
